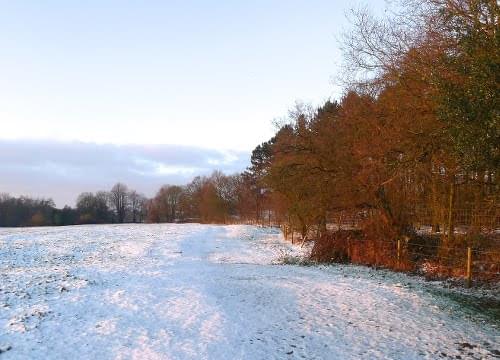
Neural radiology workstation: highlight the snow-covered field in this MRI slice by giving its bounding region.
[0,224,498,359]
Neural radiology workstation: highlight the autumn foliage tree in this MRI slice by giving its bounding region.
[239,0,499,271]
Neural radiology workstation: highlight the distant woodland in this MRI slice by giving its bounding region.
[1,0,498,278]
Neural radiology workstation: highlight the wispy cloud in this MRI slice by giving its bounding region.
[0,140,249,207]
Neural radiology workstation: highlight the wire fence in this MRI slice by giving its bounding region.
[413,207,500,234]
[323,208,500,234]
[234,204,499,286]
[276,221,499,286]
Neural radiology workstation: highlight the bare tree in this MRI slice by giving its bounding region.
[128,190,147,223]
[76,191,112,224]
[153,185,184,222]
[109,183,129,223]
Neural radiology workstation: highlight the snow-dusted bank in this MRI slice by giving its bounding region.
[0,224,498,359]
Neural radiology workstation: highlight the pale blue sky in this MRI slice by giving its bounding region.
[0,0,386,205]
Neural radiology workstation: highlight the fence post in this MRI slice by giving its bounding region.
[466,247,472,288]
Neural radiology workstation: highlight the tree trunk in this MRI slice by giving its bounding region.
[431,172,441,234]
[446,178,455,245]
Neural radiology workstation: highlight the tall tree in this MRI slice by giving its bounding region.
[109,183,129,223]
[128,190,147,223]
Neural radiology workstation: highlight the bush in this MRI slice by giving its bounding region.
[310,215,404,269]
[310,230,363,263]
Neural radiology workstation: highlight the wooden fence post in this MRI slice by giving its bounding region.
[466,247,472,288]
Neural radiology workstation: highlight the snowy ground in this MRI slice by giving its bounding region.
[0,224,498,359]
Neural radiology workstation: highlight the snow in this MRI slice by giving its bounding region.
[0,224,498,359]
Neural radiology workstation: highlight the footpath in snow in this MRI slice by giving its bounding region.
[0,224,498,359]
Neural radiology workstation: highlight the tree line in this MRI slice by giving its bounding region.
[242,0,499,274]
[0,171,258,227]
[242,1,498,240]
[0,183,149,227]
